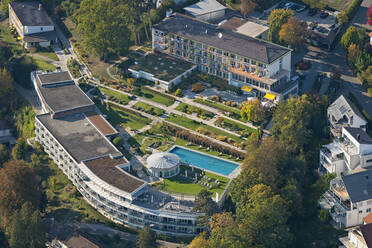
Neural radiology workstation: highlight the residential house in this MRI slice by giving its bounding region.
[339,221,372,248]
[319,127,372,176]
[8,2,58,48]
[152,13,298,103]
[184,0,227,22]
[321,170,372,228]
[328,95,367,137]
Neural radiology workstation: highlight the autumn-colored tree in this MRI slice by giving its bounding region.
[341,26,369,50]
[208,212,238,248]
[279,16,307,47]
[367,4,372,26]
[192,82,205,93]
[240,0,256,17]
[11,138,28,160]
[240,99,265,123]
[189,232,211,248]
[268,9,294,44]
[348,43,363,64]
[215,116,224,126]
[0,160,41,227]
[337,11,349,25]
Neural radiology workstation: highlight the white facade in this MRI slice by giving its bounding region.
[319,127,372,176]
[23,25,54,36]
[340,228,368,248]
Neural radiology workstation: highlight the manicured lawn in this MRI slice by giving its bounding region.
[194,98,241,116]
[166,113,241,142]
[31,56,56,70]
[217,118,258,137]
[175,102,215,120]
[136,42,153,54]
[96,101,151,130]
[37,51,60,61]
[140,87,175,106]
[157,165,230,196]
[99,86,131,105]
[133,101,165,116]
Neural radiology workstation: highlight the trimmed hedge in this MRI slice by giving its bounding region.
[344,0,363,20]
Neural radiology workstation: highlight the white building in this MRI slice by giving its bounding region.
[340,222,372,248]
[321,170,372,228]
[153,13,298,103]
[146,152,181,178]
[327,95,367,137]
[184,0,226,22]
[33,71,203,236]
[8,2,58,48]
[319,127,372,176]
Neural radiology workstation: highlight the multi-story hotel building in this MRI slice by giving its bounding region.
[152,13,298,102]
[32,70,203,236]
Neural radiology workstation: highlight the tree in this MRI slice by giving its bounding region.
[208,212,238,248]
[0,68,14,97]
[360,65,372,87]
[76,0,132,57]
[0,160,41,226]
[240,0,256,17]
[367,4,372,26]
[347,43,363,65]
[0,42,12,66]
[8,202,45,248]
[112,137,124,147]
[0,144,9,167]
[189,232,211,248]
[235,184,293,248]
[279,16,307,47]
[330,67,341,81]
[240,99,265,123]
[268,9,294,44]
[11,138,28,160]
[215,116,224,126]
[30,154,40,169]
[192,82,205,93]
[193,189,219,217]
[136,226,156,248]
[341,26,369,50]
[337,11,349,25]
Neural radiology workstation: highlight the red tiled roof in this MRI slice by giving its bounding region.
[364,212,372,224]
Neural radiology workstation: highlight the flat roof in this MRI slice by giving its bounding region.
[23,31,56,43]
[85,111,117,136]
[84,156,145,194]
[154,13,291,64]
[235,21,269,38]
[184,0,226,16]
[36,113,121,162]
[35,71,94,113]
[219,17,248,30]
[9,2,54,26]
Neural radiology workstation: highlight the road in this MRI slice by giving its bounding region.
[297,0,372,117]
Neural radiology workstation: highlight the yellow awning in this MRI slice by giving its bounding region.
[264,93,276,101]
[241,85,252,92]
[17,37,22,40]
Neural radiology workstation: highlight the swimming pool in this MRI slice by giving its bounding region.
[169,146,239,176]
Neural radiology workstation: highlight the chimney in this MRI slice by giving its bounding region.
[38,4,42,11]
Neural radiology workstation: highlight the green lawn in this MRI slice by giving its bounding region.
[99,86,131,105]
[175,102,215,120]
[0,19,23,54]
[140,87,175,106]
[37,51,60,61]
[133,101,165,116]
[96,101,151,130]
[218,118,258,137]
[32,56,56,70]
[194,98,241,116]
[157,165,230,196]
[166,113,241,142]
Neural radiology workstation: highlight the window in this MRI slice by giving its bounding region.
[367,208,371,213]
[367,159,372,163]
[40,27,43,31]
[359,210,363,214]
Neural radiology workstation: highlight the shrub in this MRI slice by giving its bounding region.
[174,88,182,97]
[191,82,205,93]
[113,137,124,147]
[368,88,372,97]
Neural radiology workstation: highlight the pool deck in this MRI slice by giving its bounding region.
[167,145,241,179]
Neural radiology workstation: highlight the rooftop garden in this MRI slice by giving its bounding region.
[133,101,165,116]
[98,86,132,105]
[129,52,194,81]
[155,164,230,196]
[215,117,259,137]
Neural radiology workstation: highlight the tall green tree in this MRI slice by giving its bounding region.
[136,225,156,248]
[341,26,369,50]
[268,9,294,45]
[0,144,9,167]
[75,0,133,57]
[8,202,45,248]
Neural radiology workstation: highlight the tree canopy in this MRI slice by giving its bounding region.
[341,26,369,50]
[279,16,307,47]
[240,99,265,123]
[136,225,156,248]
[268,9,294,45]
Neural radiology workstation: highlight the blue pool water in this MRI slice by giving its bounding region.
[169,146,239,176]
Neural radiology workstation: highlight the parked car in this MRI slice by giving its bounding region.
[308,8,317,16]
[295,5,306,12]
[320,12,329,19]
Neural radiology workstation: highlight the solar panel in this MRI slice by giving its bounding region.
[339,105,347,114]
